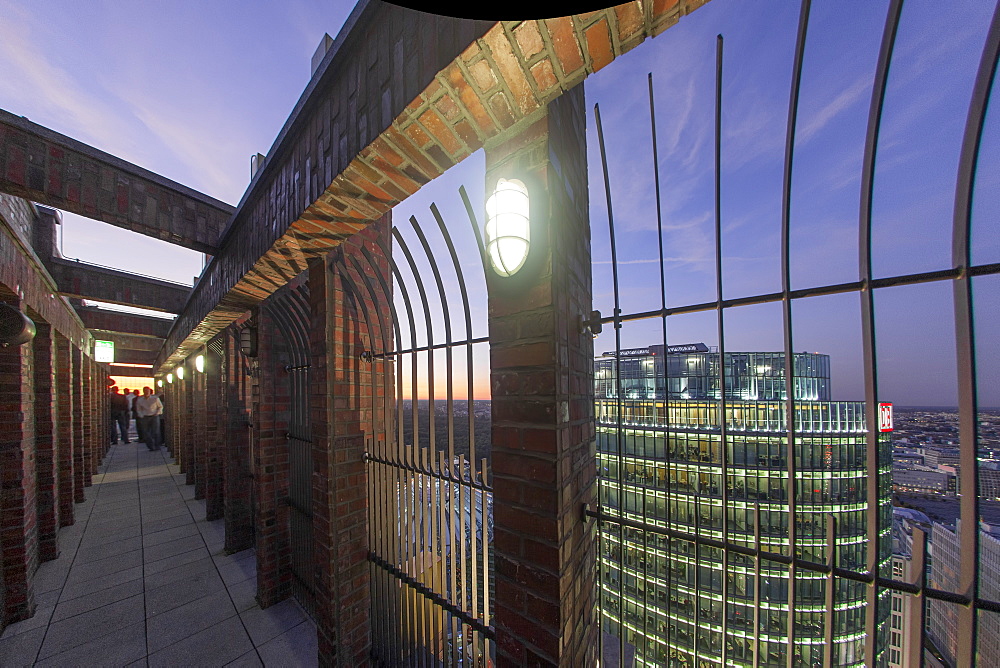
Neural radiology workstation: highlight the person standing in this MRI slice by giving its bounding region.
[135,386,163,451]
[129,388,142,443]
[108,386,119,444]
[110,387,130,444]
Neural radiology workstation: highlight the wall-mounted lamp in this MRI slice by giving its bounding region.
[157,379,163,388]
[485,178,530,277]
[167,373,174,384]
[195,354,205,373]
[176,365,185,380]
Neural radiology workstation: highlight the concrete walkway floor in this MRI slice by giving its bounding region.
[0,440,317,667]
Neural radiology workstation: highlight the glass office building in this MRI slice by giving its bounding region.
[596,345,891,667]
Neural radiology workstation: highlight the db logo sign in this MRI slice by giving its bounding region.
[878,403,893,432]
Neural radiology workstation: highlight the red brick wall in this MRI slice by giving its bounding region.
[254,303,293,607]
[193,349,208,501]
[486,86,597,667]
[32,321,59,561]
[0,300,38,627]
[308,215,390,666]
[224,323,255,554]
[204,338,225,521]
[71,346,85,503]
[54,333,75,526]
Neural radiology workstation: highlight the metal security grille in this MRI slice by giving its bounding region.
[264,283,314,615]
[586,1,1000,666]
[347,201,494,666]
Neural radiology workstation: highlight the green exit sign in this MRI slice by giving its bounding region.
[94,340,115,363]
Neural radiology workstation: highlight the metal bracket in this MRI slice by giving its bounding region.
[359,350,374,363]
[579,310,603,337]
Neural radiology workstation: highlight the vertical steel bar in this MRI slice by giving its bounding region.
[824,513,836,667]
[780,2,811,664]
[952,4,999,664]
[908,526,928,668]
[594,101,626,666]
[713,33,730,668]
[753,503,761,668]
[858,1,904,664]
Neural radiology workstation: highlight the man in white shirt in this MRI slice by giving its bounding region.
[135,386,164,450]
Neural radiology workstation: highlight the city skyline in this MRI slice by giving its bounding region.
[0,0,995,406]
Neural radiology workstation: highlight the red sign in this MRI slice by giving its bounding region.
[878,403,893,432]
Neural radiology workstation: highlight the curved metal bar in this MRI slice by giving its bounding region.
[857,1,904,664]
[409,215,456,472]
[594,100,627,667]
[952,3,1000,664]
[647,69,670,662]
[360,243,408,467]
[432,203,482,478]
[392,227,439,477]
[778,2,811,665]
[459,185,490,279]
[371,233,423,474]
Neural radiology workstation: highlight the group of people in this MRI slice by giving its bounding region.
[108,385,164,451]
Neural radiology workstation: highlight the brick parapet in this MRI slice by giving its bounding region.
[0,300,38,628]
[157,2,713,376]
[0,109,233,254]
[486,87,597,667]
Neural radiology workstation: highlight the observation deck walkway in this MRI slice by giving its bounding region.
[0,441,316,667]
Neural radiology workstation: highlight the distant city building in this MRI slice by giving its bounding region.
[927,521,1000,665]
[892,466,954,495]
[596,344,891,666]
[889,508,931,668]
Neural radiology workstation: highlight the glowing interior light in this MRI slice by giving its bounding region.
[485,178,530,277]
[167,373,174,384]
[157,379,163,388]
[195,354,205,373]
[176,364,185,380]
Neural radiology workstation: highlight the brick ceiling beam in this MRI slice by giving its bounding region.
[48,257,191,313]
[156,0,711,372]
[74,304,174,339]
[106,348,158,365]
[89,329,164,353]
[0,109,234,254]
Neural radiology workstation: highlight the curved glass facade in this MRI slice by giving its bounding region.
[596,348,891,667]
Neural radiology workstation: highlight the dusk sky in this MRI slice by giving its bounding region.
[0,0,995,406]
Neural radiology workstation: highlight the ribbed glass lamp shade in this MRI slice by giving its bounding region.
[195,354,205,373]
[485,178,530,277]
[176,365,185,380]
[167,373,173,384]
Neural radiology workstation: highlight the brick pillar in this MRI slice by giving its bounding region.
[309,216,388,666]
[254,305,292,608]
[0,300,38,627]
[80,355,93,487]
[225,325,255,553]
[71,346,85,502]
[485,87,597,667]
[193,348,208,501]
[32,321,59,561]
[205,341,225,521]
[54,333,75,525]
